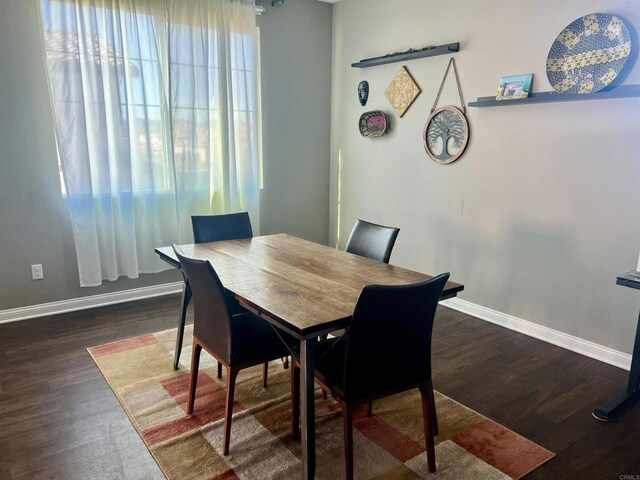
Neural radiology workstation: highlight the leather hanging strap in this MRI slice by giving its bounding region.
[431,58,466,114]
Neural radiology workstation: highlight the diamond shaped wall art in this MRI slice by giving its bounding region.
[384,66,421,118]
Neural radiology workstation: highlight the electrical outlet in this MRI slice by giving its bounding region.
[31,264,44,280]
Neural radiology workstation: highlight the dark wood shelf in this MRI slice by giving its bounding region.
[468,84,640,108]
[617,271,640,291]
[351,43,459,69]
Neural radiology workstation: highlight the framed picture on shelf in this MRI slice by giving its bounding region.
[496,74,533,100]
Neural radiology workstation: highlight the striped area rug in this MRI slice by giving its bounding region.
[88,326,554,479]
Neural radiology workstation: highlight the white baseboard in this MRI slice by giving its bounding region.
[441,297,632,371]
[0,282,183,325]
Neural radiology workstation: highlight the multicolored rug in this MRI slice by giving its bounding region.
[88,326,554,479]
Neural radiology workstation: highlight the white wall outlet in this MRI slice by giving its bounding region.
[31,264,44,280]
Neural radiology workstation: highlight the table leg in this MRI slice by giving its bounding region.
[173,278,192,370]
[593,308,640,421]
[300,338,316,479]
[627,309,640,391]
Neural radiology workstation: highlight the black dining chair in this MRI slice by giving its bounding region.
[345,219,400,264]
[172,212,255,372]
[327,219,400,402]
[192,212,255,325]
[174,245,296,455]
[191,212,253,244]
[195,213,290,376]
[291,273,450,479]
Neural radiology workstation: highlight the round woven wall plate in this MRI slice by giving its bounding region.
[423,106,469,164]
[359,111,390,138]
[546,13,631,94]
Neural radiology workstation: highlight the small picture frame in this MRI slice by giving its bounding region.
[496,74,533,100]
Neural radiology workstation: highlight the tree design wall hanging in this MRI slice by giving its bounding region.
[423,58,470,164]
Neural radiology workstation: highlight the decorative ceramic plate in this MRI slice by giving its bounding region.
[547,13,631,94]
[359,111,390,138]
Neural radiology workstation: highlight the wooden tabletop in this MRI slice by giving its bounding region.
[161,234,464,338]
[156,246,181,269]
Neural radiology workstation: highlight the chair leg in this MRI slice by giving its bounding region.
[430,386,439,436]
[291,364,300,439]
[342,402,354,480]
[367,401,373,418]
[419,382,437,473]
[217,361,223,380]
[263,362,269,388]
[223,367,240,456]
[187,341,202,415]
[173,280,191,370]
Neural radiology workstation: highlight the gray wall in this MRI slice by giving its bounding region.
[0,0,181,311]
[330,0,640,354]
[0,0,333,311]
[257,0,332,243]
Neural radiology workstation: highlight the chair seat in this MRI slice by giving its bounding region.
[313,337,348,397]
[302,337,425,402]
[227,296,248,316]
[230,313,296,366]
[292,338,350,398]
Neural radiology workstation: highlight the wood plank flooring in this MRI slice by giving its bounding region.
[0,295,638,479]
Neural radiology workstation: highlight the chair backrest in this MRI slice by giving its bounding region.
[345,219,400,264]
[173,245,233,362]
[342,273,450,399]
[191,212,253,244]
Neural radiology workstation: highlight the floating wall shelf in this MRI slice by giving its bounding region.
[351,42,459,69]
[468,84,640,108]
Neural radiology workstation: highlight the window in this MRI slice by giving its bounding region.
[42,0,262,197]
[40,0,262,286]
[43,1,172,195]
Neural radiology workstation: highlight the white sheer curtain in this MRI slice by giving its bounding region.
[39,0,258,287]
[170,0,260,241]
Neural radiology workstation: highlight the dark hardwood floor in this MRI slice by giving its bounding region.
[0,295,638,479]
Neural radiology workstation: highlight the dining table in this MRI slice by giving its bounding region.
[155,233,464,479]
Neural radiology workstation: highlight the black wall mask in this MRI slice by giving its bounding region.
[357,80,369,106]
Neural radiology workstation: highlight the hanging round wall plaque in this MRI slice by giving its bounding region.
[424,106,469,164]
[423,58,470,164]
